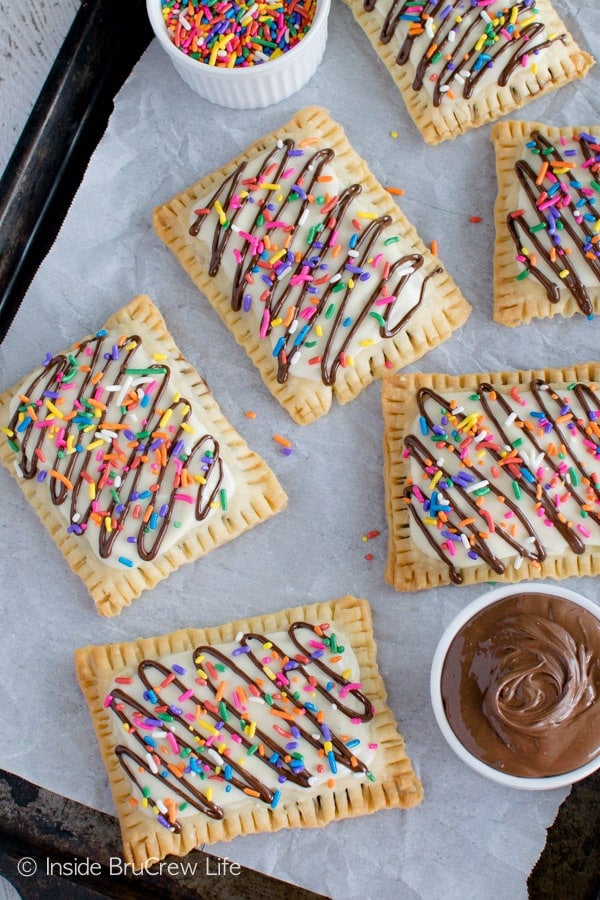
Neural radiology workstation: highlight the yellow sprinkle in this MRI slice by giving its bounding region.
[196,669,208,680]
[85,439,104,451]
[197,719,219,736]
[263,666,277,681]
[357,211,377,219]
[214,200,227,225]
[359,339,375,347]
[423,517,437,525]
[1,426,14,436]
[159,409,172,427]
[247,720,256,739]
[258,182,281,191]
[153,353,167,361]
[315,325,323,337]
[430,470,442,490]
[181,422,194,433]
[104,516,112,534]
[390,131,398,138]
[44,400,64,419]
[271,317,283,327]
[88,482,96,501]
[559,269,569,279]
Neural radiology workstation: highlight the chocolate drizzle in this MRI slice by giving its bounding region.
[108,621,376,831]
[190,138,432,386]
[362,0,566,107]
[7,331,225,562]
[404,378,600,582]
[507,130,600,315]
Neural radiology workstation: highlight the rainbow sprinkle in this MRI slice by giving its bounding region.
[161,0,317,67]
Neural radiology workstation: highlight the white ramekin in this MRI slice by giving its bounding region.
[146,0,331,109]
[430,582,600,790]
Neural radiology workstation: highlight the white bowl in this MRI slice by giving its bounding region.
[430,582,600,790]
[146,0,331,109]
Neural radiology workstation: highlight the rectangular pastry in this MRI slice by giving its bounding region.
[153,105,471,424]
[75,595,423,866]
[382,364,600,591]
[342,0,594,145]
[493,120,600,326]
[0,296,287,617]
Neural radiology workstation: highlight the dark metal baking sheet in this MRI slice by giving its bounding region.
[0,0,153,344]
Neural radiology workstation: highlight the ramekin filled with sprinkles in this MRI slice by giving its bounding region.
[147,0,331,108]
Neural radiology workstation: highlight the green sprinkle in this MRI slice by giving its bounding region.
[265,693,274,706]
[220,488,228,510]
[367,771,376,782]
[7,439,19,452]
[384,236,400,246]
[591,180,600,193]
[569,467,579,486]
[325,303,336,318]
[511,437,524,447]
[157,712,174,722]
[529,223,546,232]
[332,282,346,292]
[142,786,151,798]
[512,481,522,500]
[179,802,189,811]
[125,367,167,375]
[219,701,229,722]
[215,663,227,672]
[247,744,258,756]
[516,270,530,281]
[369,311,386,327]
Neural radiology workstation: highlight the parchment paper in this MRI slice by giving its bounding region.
[0,1,598,897]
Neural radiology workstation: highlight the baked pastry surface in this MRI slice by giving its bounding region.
[493,120,600,326]
[153,106,471,424]
[342,0,594,144]
[75,595,423,865]
[383,364,600,590]
[0,295,287,616]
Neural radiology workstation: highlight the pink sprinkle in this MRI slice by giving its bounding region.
[174,493,194,503]
[577,524,591,538]
[368,743,379,750]
[260,309,270,338]
[179,689,194,702]
[167,732,179,754]
[339,682,362,699]
[103,694,113,708]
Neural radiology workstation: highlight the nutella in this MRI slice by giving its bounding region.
[440,591,600,777]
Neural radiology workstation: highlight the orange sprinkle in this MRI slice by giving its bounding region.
[273,434,292,448]
[243,788,261,798]
[50,470,73,491]
[385,186,405,196]
[431,239,438,256]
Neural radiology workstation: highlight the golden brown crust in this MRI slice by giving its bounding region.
[492,119,600,326]
[382,364,600,591]
[75,595,423,866]
[153,105,471,424]
[342,0,594,145]
[0,295,287,616]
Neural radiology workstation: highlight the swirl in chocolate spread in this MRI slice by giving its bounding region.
[478,615,593,737]
[189,138,436,386]
[7,330,225,564]
[507,130,600,315]
[107,621,377,830]
[403,378,600,583]
[362,0,566,107]
[441,592,600,777]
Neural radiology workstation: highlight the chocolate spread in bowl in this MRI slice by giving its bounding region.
[440,591,600,778]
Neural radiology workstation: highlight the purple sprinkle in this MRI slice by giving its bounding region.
[172,664,186,675]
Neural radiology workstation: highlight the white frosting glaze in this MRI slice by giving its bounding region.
[407,381,600,571]
[189,141,426,383]
[106,624,380,826]
[5,324,235,569]
[368,0,569,103]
